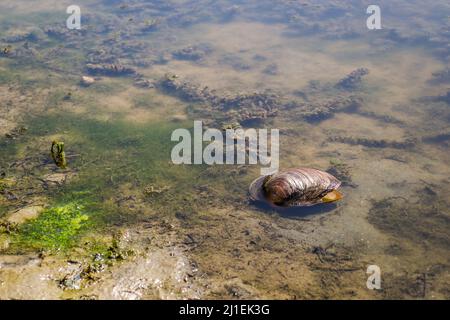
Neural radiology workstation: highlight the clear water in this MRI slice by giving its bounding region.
[0,0,449,299]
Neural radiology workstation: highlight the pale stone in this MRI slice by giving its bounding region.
[6,206,44,225]
[43,172,74,185]
[80,76,95,86]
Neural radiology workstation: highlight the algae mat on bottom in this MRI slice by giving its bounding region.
[1,113,218,252]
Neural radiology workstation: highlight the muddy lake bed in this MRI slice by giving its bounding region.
[0,0,449,299]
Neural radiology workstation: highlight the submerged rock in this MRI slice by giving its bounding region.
[143,185,170,197]
[169,114,188,122]
[80,76,95,86]
[6,205,44,225]
[42,172,75,186]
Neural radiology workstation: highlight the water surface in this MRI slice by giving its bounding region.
[0,0,449,299]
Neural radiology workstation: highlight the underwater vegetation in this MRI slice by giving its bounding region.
[13,202,89,251]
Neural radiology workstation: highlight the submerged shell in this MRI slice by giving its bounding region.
[249,168,342,207]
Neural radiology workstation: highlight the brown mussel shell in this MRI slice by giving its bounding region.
[249,168,342,207]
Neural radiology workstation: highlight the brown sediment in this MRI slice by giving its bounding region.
[366,184,450,299]
[368,190,450,249]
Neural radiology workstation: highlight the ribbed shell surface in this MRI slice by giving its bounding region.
[249,168,341,207]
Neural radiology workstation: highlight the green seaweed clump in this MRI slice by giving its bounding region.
[16,202,89,250]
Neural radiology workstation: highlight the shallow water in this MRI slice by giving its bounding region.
[0,0,449,299]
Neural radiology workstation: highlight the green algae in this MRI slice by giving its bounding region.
[4,112,207,251]
[6,190,111,253]
[14,202,90,251]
